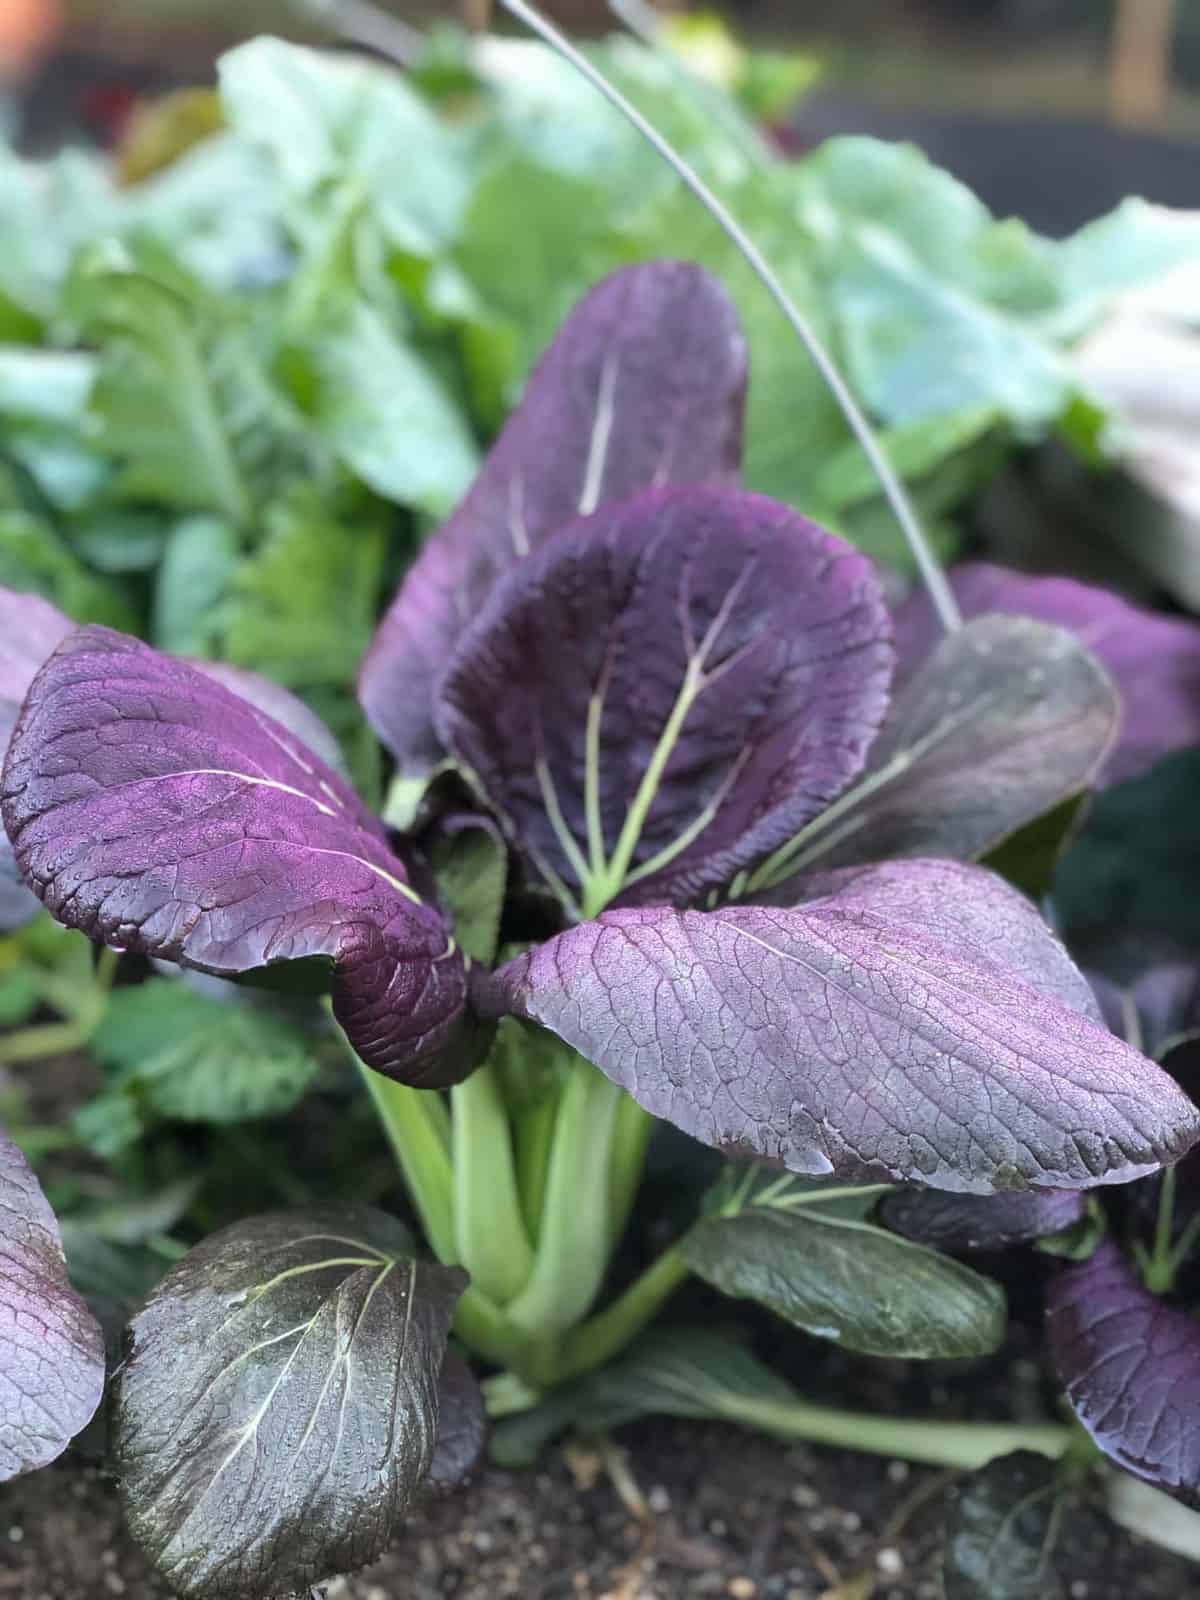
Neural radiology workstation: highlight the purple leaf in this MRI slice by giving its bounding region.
[359,262,748,782]
[760,614,1118,881]
[487,859,1200,1191]
[193,662,348,777]
[1,1127,106,1480]
[1047,1239,1200,1506]
[893,562,1200,785]
[426,1349,487,1495]
[2,627,485,1086]
[879,1188,1086,1252]
[0,588,73,930]
[437,487,892,913]
[1076,929,1200,1059]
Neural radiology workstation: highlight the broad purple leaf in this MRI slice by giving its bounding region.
[359,261,748,782]
[1047,1239,1200,1506]
[1,1127,106,1480]
[762,614,1118,880]
[880,1188,1086,1252]
[487,859,1200,1191]
[2,627,483,1085]
[0,588,73,929]
[437,487,892,912]
[893,562,1200,785]
[194,661,348,777]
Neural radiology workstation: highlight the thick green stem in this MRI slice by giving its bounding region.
[1145,1164,1179,1295]
[728,1399,1072,1470]
[506,1057,625,1335]
[451,1064,534,1303]
[555,1245,690,1382]
[607,1094,653,1249]
[515,1093,560,1245]
[353,1053,458,1267]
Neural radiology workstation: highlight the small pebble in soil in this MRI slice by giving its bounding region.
[887,1460,910,1484]
[648,1486,671,1513]
[8,1524,24,1542]
[1071,1586,1090,1599]
[790,1484,819,1508]
[877,1547,904,1576]
[842,1510,862,1532]
[728,1581,756,1599]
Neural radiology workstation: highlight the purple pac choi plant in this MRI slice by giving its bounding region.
[1,252,1199,1595]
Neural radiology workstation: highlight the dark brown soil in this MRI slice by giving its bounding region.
[2,1421,1196,1600]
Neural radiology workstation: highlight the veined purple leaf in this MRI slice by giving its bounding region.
[756,614,1117,883]
[1047,1239,1200,1507]
[194,661,348,778]
[2,627,484,1085]
[359,262,748,783]
[438,487,892,914]
[893,562,1200,785]
[487,859,1200,1191]
[880,1188,1087,1252]
[1,1127,106,1480]
[0,588,73,929]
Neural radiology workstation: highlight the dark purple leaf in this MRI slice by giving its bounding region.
[1,1127,106,1480]
[426,1349,487,1495]
[438,487,892,913]
[2,627,485,1086]
[487,859,1200,1191]
[0,588,73,929]
[194,662,348,777]
[893,562,1200,785]
[880,1188,1087,1252]
[359,262,748,782]
[1076,928,1200,1059]
[759,614,1117,882]
[114,1208,465,1598]
[1047,1238,1200,1507]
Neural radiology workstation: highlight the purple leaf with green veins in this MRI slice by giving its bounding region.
[1047,1239,1200,1507]
[753,614,1118,885]
[1,1127,106,1481]
[359,261,748,783]
[893,562,1200,786]
[880,1188,1087,1252]
[2,627,484,1086]
[486,859,1200,1191]
[0,587,73,929]
[437,487,892,915]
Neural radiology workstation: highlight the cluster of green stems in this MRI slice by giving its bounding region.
[348,1029,1081,1472]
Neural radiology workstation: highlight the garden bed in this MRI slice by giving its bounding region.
[3,1419,1193,1600]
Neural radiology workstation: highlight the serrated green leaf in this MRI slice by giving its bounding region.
[89,978,321,1130]
[0,509,133,628]
[215,486,386,689]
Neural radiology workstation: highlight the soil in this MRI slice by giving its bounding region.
[2,1418,1197,1600]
